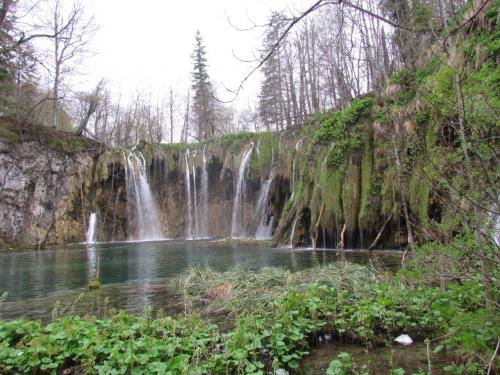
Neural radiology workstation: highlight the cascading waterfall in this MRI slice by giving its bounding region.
[184,150,193,239]
[86,212,97,244]
[290,140,302,200]
[124,151,163,240]
[289,217,298,248]
[192,161,199,238]
[255,152,275,240]
[231,143,254,238]
[200,145,209,238]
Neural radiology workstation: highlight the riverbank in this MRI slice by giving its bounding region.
[1,247,498,374]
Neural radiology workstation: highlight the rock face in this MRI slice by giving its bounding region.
[0,104,443,249]
[0,123,285,247]
[0,121,113,247]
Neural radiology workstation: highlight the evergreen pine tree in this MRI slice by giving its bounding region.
[258,13,286,131]
[190,30,215,140]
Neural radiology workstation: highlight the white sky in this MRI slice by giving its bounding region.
[71,0,310,109]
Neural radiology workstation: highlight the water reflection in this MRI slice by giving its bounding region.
[0,241,402,321]
[86,244,98,280]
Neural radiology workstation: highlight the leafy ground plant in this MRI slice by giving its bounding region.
[0,261,498,374]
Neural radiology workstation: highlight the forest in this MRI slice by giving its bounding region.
[0,0,498,373]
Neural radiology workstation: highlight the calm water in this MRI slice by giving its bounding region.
[0,241,401,321]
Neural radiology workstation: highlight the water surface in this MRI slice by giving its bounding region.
[0,241,401,321]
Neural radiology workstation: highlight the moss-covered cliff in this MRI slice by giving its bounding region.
[1,1,497,249]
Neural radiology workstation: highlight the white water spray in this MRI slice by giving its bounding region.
[86,212,97,244]
[192,162,199,238]
[290,157,296,200]
[231,143,254,238]
[289,217,298,248]
[184,150,193,239]
[200,145,210,238]
[254,152,275,240]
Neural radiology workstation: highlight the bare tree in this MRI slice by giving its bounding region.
[74,79,103,136]
[41,0,96,129]
[166,86,180,143]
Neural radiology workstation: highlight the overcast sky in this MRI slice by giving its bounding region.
[69,0,310,109]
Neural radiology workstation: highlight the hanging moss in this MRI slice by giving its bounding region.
[342,154,361,233]
[248,132,277,181]
[381,164,396,216]
[409,174,430,223]
[212,132,255,153]
[309,184,322,231]
[258,132,277,171]
[319,165,345,228]
[358,126,378,231]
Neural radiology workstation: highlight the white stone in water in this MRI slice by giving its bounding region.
[394,334,413,346]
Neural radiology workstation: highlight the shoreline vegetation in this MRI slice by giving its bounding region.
[1,238,498,374]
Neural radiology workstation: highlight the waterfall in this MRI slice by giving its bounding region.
[184,150,193,239]
[86,212,97,244]
[200,145,209,238]
[290,157,296,200]
[289,217,298,248]
[254,152,275,240]
[124,151,163,240]
[256,216,274,240]
[290,140,302,200]
[231,143,254,238]
[192,162,199,238]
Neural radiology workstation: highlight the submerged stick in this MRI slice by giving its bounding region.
[487,339,500,375]
[313,203,325,250]
[426,339,432,374]
[368,214,392,250]
[336,223,347,260]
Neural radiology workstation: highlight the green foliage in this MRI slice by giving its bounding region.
[1,274,497,374]
[414,110,430,127]
[313,97,374,167]
[211,131,255,153]
[249,132,277,181]
[389,69,417,105]
[2,257,498,374]
[422,65,456,118]
[0,313,222,375]
[411,2,433,32]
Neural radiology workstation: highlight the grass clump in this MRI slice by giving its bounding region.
[177,263,377,316]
